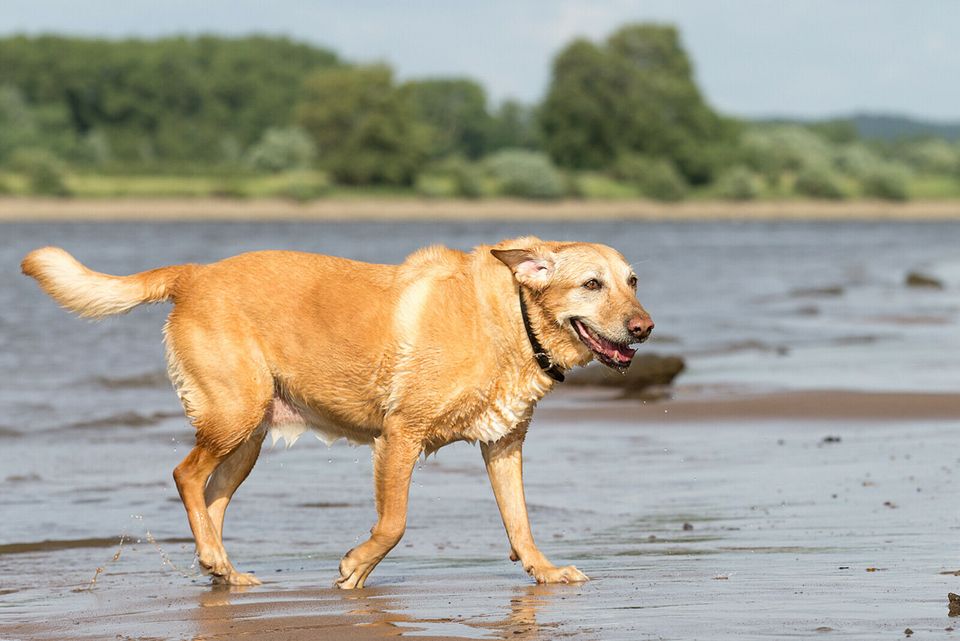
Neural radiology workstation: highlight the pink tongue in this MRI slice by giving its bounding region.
[582,322,635,362]
[614,344,637,360]
[603,342,636,362]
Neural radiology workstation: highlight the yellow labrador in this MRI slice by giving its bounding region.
[22,237,653,588]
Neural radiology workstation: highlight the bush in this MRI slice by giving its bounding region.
[742,125,834,177]
[572,173,637,199]
[211,178,249,199]
[612,154,687,201]
[862,163,910,201]
[9,148,71,196]
[485,149,564,199]
[832,143,882,179]
[793,165,846,200]
[450,160,485,198]
[278,171,330,202]
[415,173,457,198]
[903,139,959,175]
[415,157,487,198]
[714,166,761,200]
[246,127,316,173]
[69,130,113,168]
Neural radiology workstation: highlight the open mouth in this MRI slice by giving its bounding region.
[571,319,637,370]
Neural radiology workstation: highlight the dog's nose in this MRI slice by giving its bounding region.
[627,315,654,342]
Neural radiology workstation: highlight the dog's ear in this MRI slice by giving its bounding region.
[491,248,555,289]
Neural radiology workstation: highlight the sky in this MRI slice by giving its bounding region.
[1,0,958,121]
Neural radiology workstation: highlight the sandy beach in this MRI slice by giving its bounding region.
[1,196,960,222]
[3,392,959,640]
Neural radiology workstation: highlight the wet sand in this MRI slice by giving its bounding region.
[1,196,960,222]
[3,390,960,640]
[543,388,960,423]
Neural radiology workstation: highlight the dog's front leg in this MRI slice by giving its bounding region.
[336,427,421,589]
[481,430,589,584]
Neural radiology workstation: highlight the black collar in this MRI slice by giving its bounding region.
[518,289,565,383]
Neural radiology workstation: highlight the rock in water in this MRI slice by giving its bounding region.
[949,592,960,617]
[565,354,685,399]
[905,271,944,289]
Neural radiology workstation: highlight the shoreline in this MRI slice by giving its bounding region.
[2,196,960,222]
[542,388,960,423]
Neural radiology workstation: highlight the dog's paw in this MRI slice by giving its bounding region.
[335,553,368,590]
[212,570,262,587]
[197,547,234,578]
[530,564,589,584]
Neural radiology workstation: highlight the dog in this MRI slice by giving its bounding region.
[22,236,653,588]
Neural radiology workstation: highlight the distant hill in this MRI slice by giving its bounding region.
[756,113,960,142]
[847,114,960,141]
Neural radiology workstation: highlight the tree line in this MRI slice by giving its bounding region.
[0,26,958,201]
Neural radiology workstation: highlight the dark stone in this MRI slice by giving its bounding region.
[906,271,944,289]
[565,353,685,398]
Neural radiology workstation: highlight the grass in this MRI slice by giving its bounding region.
[1,169,958,203]
[908,174,960,199]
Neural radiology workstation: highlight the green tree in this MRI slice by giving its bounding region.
[0,35,338,168]
[296,65,430,185]
[0,85,39,163]
[488,100,540,151]
[540,24,736,184]
[402,78,491,159]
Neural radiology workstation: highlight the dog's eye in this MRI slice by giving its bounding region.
[628,275,637,289]
[583,278,602,291]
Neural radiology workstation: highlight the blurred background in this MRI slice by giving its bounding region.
[3,3,960,640]
[0,0,958,201]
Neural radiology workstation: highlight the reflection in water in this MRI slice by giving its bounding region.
[196,582,257,608]
[187,581,565,640]
[479,583,563,640]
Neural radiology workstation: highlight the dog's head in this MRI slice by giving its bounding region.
[492,238,653,372]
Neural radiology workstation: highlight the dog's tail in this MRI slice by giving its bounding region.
[21,247,193,319]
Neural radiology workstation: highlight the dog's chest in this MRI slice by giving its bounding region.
[459,372,552,444]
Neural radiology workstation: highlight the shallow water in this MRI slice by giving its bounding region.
[2,220,960,638]
[2,416,959,639]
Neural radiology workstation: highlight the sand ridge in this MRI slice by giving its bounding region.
[2,196,960,221]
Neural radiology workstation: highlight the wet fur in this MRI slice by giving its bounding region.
[21,237,651,588]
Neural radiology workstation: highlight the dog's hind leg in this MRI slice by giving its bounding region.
[165,306,276,586]
[174,419,267,587]
[204,426,267,568]
[168,335,272,586]
[174,444,243,583]
[336,423,422,589]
